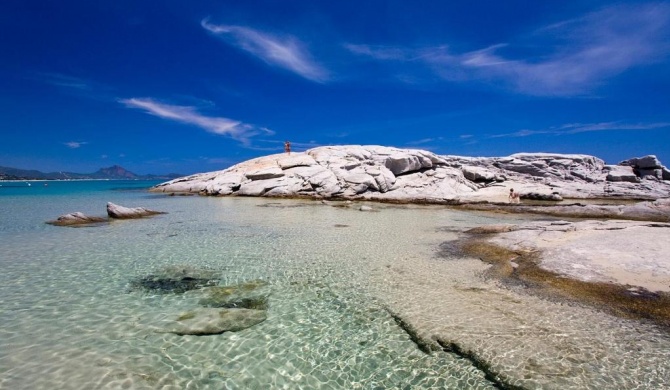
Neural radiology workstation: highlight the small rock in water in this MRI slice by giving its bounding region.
[167,308,267,335]
[46,212,107,227]
[107,202,166,219]
[359,205,373,211]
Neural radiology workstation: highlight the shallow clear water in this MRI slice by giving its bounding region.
[1,181,669,389]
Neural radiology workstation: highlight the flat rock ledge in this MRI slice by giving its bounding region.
[151,146,670,206]
[468,220,670,292]
[106,202,166,219]
[46,212,107,227]
[446,219,670,329]
[461,198,670,222]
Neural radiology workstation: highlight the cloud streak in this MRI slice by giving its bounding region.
[202,20,329,83]
[120,98,272,144]
[347,3,670,95]
[490,121,670,138]
[64,141,87,149]
[38,73,92,90]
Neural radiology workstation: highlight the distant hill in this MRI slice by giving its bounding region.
[0,165,182,181]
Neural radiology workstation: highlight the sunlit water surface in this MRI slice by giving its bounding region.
[1,181,668,389]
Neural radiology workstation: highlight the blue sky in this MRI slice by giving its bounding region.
[1,1,669,175]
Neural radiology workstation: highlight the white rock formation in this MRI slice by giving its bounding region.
[151,146,670,203]
[106,202,166,219]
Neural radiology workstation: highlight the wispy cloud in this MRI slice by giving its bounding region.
[37,73,92,90]
[491,121,670,138]
[119,98,273,145]
[406,137,444,146]
[202,19,329,83]
[64,141,87,149]
[347,3,670,95]
[204,157,236,165]
[30,72,116,102]
[344,44,413,61]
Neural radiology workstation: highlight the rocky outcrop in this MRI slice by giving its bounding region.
[46,212,107,226]
[151,146,670,203]
[604,165,639,183]
[620,155,670,181]
[106,202,166,219]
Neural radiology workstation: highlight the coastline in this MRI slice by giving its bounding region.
[3,181,670,388]
[149,145,670,330]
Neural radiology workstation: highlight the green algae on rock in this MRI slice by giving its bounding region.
[442,231,670,329]
[198,280,270,310]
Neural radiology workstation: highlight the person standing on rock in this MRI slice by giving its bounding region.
[509,188,520,203]
[284,141,291,155]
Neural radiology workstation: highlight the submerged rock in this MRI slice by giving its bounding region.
[107,202,166,219]
[129,266,220,294]
[46,212,107,226]
[198,280,270,310]
[166,308,267,336]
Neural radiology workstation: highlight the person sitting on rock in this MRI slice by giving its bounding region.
[509,188,520,203]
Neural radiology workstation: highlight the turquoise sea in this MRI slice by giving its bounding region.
[1,180,669,389]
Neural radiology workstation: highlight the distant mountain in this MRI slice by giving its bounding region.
[90,165,140,179]
[0,165,182,181]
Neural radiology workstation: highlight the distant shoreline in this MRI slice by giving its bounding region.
[0,178,162,182]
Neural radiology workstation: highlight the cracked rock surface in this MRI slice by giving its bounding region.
[151,146,670,203]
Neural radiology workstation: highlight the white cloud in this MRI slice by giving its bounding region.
[64,141,87,148]
[202,20,329,83]
[344,44,411,61]
[120,98,272,145]
[491,121,670,138]
[347,3,670,96]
